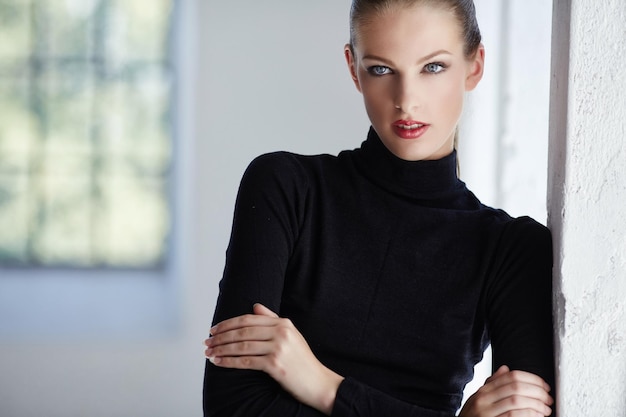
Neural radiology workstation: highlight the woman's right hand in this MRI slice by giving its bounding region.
[459,365,554,417]
[204,304,344,415]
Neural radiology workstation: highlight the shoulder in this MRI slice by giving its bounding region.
[499,216,552,251]
[243,151,307,179]
[240,152,308,190]
[471,199,549,242]
[483,216,553,309]
[489,216,553,283]
[237,151,344,203]
[242,151,343,187]
[245,151,338,176]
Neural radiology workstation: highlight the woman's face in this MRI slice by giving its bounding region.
[345,5,484,161]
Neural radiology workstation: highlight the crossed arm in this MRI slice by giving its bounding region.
[203,155,555,417]
[204,303,553,417]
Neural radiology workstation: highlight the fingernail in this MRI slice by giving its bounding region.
[208,356,221,365]
[210,325,217,334]
[205,348,213,357]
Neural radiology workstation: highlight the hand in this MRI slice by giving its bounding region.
[204,304,344,415]
[460,365,554,417]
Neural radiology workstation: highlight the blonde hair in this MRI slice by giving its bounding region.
[349,0,481,58]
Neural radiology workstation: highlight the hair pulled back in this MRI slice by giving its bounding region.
[349,0,482,58]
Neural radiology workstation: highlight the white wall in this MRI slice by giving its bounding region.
[462,0,552,222]
[549,0,626,415]
[196,0,367,285]
[0,1,552,416]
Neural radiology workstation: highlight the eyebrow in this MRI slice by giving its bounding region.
[362,49,452,65]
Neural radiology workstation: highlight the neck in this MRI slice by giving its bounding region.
[352,127,464,202]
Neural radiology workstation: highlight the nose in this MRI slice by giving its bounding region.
[394,75,420,113]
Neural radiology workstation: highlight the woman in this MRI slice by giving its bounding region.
[203,1,556,416]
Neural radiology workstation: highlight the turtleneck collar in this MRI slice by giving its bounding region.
[352,127,466,201]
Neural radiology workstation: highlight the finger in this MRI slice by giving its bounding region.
[483,368,551,393]
[483,383,553,410]
[492,394,553,417]
[495,381,554,405]
[205,339,274,360]
[206,325,276,349]
[468,390,552,417]
[485,365,510,384]
[210,314,279,335]
[474,380,553,416]
[253,303,279,318]
[207,354,268,372]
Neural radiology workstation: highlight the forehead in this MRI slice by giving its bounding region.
[355,5,464,56]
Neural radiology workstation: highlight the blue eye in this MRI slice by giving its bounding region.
[367,65,392,76]
[424,62,445,74]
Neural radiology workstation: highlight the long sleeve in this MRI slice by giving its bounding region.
[331,216,556,417]
[210,153,306,324]
[332,379,455,417]
[204,138,557,417]
[485,217,557,415]
[204,153,323,416]
[204,153,458,417]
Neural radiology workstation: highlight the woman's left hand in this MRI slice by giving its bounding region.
[204,304,344,415]
[459,365,553,417]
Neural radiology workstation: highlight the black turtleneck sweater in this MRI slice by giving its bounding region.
[203,128,555,417]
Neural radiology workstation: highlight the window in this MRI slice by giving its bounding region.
[0,0,174,268]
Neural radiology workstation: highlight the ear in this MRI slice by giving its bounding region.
[344,44,362,93]
[465,44,485,91]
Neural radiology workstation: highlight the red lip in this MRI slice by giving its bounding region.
[392,120,430,140]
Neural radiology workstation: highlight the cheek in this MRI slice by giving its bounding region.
[433,77,465,117]
[360,80,393,116]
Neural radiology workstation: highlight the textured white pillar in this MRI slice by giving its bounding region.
[548,1,626,416]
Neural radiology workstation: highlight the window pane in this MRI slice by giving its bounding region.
[0,77,37,175]
[0,0,32,63]
[41,0,96,58]
[106,0,173,65]
[95,176,168,267]
[99,68,172,177]
[33,176,92,265]
[43,62,95,173]
[0,174,30,263]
